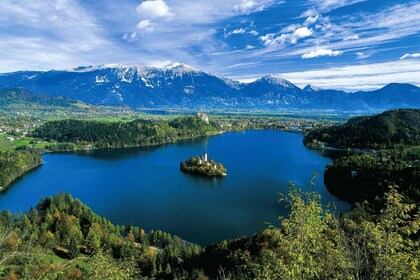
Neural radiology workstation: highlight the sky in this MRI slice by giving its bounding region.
[0,0,419,90]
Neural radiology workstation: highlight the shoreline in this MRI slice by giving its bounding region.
[3,129,305,191]
[0,161,43,192]
[38,130,226,155]
[1,131,226,191]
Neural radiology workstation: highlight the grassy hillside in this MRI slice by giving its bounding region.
[0,88,80,107]
[0,88,135,118]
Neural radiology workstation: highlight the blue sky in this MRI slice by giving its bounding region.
[0,0,419,90]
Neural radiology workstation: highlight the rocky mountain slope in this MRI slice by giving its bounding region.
[0,64,418,111]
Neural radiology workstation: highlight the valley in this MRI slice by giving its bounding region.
[1,0,419,278]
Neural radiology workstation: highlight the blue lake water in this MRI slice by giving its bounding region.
[0,130,348,245]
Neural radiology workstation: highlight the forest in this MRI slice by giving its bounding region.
[0,186,418,279]
[0,193,201,279]
[0,88,78,108]
[32,115,220,149]
[304,109,420,149]
[304,108,420,211]
[324,151,420,206]
[0,150,42,190]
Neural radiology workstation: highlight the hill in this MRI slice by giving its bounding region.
[31,114,220,149]
[0,64,419,111]
[0,193,200,279]
[0,88,134,117]
[304,109,420,149]
[1,188,419,279]
[0,88,79,107]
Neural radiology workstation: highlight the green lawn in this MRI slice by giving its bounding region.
[0,134,14,151]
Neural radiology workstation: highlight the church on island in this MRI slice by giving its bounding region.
[180,148,227,177]
[198,149,208,164]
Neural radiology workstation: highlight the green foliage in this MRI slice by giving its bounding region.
[324,152,420,204]
[267,185,351,279]
[83,251,140,279]
[304,109,420,149]
[0,88,78,107]
[1,186,419,279]
[0,193,200,279]
[343,187,420,279]
[180,157,227,176]
[192,186,420,279]
[0,149,42,189]
[32,115,220,149]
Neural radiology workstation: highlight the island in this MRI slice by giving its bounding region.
[180,149,227,177]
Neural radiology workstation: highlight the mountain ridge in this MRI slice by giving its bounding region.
[0,64,419,112]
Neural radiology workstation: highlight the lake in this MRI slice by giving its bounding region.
[0,130,348,245]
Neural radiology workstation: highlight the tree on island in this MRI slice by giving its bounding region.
[180,150,227,177]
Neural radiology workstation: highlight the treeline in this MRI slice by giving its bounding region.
[324,152,420,205]
[1,187,419,279]
[0,150,42,190]
[304,109,420,149]
[304,108,420,209]
[32,115,220,149]
[0,193,201,279]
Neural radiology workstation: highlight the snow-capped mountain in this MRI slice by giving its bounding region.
[0,63,243,108]
[303,84,321,92]
[354,83,420,110]
[0,64,419,111]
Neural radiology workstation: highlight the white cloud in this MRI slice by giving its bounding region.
[232,28,246,34]
[400,53,420,60]
[343,34,359,41]
[260,27,313,46]
[249,30,259,35]
[146,59,174,68]
[122,32,138,41]
[224,27,247,38]
[245,45,255,49]
[234,59,420,91]
[328,2,420,49]
[163,1,275,25]
[302,49,343,58]
[262,2,420,62]
[281,23,301,33]
[234,0,256,12]
[0,1,121,72]
[280,59,420,90]
[305,0,366,14]
[355,52,371,59]
[136,0,173,19]
[303,15,319,26]
[137,19,153,31]
[301,8,318,17]
[294,27,313,38]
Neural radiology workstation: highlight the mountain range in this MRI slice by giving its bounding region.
[0,63,418,112]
